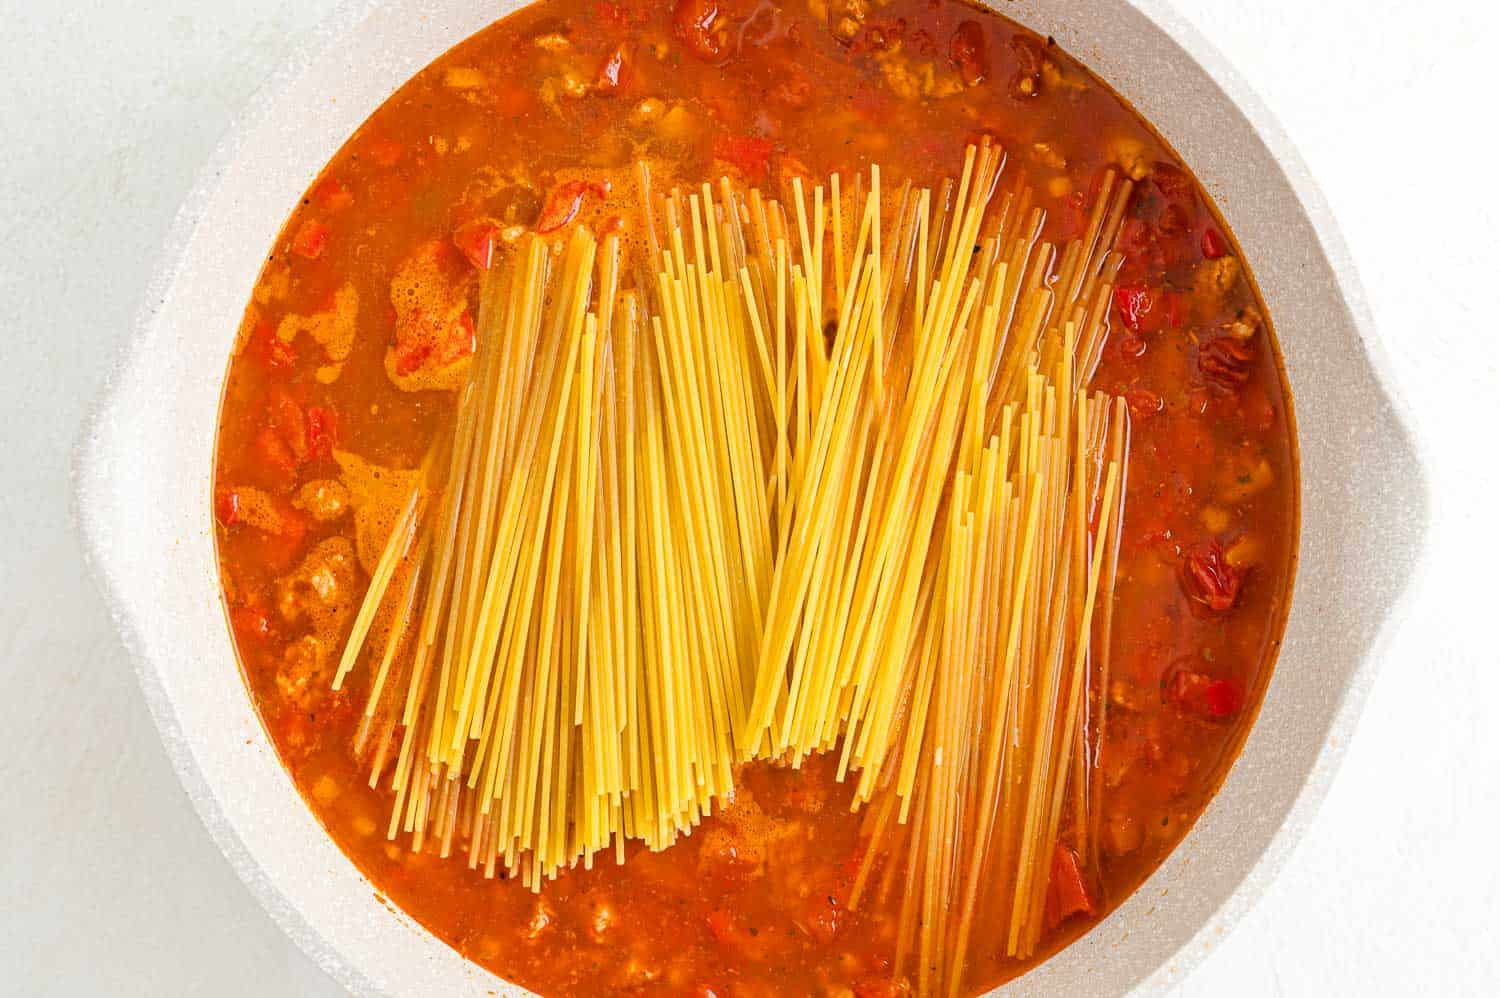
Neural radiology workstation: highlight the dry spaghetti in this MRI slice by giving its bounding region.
[333,147,1132,983]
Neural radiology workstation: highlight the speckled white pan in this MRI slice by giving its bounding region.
[74,0,1427,994]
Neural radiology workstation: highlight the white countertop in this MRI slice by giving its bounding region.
[1,0,1494,994]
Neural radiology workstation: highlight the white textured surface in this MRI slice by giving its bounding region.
[0,3,1491,998]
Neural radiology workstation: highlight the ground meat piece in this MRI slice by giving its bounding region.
[1193,254,1242,303]
[275,282,358,364]
[1224,304,1262,340]
[292,479,350,522]
[877,51,964,100]
[1108,135,1151,181]
[276,634,332,710]
[385,242,477,392]
[275,536,360,637]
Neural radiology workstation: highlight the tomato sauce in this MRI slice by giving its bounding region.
[213,0,1298,993]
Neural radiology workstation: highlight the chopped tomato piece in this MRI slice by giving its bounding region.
[674,0,722,61]
[535,180,608,234]
[230,605,274,643]
[597,45,626,90]
[250,323,297,373]
[1044,843,1095,930]
[313,178,355,212]
[305,406,338,461]
[1164,668,1244,722]
[1201,227,1227,259]
[1113,285,1155,332]
[713,134,774,182]
[216,488,242,526]
[393,308,475,375]
[453,219,500,270]
[1204,678,1245,718]
[291,219,330,260]
[1181,540,1243,613]
[949,21,989,87]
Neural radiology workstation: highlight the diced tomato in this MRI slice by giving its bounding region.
[368,136,403,167]
[674,0,722,61]
[393,307,475,375]
[215,488,242,526]
[1113,285,1155,332]
[230,605,274,643]
[595,0,629,25]
[260,507,309,571]
[291,219,330,260]
[1164,668,1244,722]
[713,134,774,182]
[1204,678,1244,718]
[305,406,338,461]
[1044,843,1095,930]
[250,322,298,373]
[453,219,500,270]
[1201,227,1227,259]
[1181,540,1243,613]
[597,45,626,91]
[392,325,432,376]
[949,21,989,86]
[536,180,607,234]
[313,178,355,212]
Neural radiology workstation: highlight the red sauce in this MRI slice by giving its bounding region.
[213,0,1298,993]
